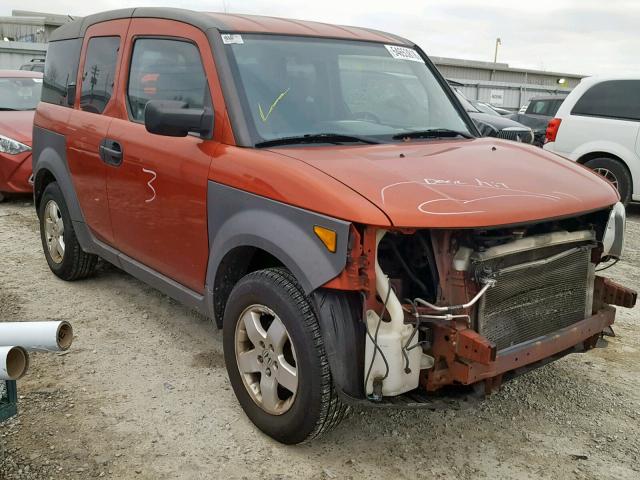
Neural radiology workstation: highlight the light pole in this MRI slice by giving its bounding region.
[493,37,501,64]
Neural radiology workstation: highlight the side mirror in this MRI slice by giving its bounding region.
[473,119,498,137]
[66,83,76,107]
[144,100,213,138]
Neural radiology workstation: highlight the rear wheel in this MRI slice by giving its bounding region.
[38,182,98,280]
[223,268,348,444]
[585,157,632,205]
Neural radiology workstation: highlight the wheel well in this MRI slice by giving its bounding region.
[577,151,633,196]
[213,246,285,328]
[34,169,57,210]
[577,151,622,165]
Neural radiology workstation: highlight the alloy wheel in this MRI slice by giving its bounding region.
[234,304,298,415]
[594,167,619,190]
[43,200,65,264]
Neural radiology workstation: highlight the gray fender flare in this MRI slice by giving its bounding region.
[32,126,85,224]
[205,182,365,398]
[32,126,98,255]
[205,181,350,297]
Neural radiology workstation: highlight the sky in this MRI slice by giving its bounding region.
[2,0,639,76]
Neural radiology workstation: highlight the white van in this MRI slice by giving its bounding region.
[543,76,640,204]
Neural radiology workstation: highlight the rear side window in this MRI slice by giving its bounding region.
[127,38,207,122]
[42,38,82,107]
[528,100,548,115]
[571,80,640,121]
[80,36,120,114]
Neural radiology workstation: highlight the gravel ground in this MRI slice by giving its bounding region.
[0,197,638,480]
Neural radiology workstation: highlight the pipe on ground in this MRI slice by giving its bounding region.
[0,346,29,380]
[0,321,73,352]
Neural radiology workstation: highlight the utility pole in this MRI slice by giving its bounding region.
[493,37,501,64]
[491,37,501,81]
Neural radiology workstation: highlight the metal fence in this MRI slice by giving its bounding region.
[449,77,572,111]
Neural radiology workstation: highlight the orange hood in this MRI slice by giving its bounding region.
[269,138,618,228]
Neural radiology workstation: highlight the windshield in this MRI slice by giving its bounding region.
[0,77,42,110]
[224,35,472,145]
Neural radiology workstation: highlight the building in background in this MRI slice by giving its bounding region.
[0,10,76,70]
[432,56,584,111]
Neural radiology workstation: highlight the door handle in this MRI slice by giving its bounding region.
[99,139,123,166]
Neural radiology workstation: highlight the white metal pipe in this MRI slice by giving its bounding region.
[0,346,29,380]
[0,321,73,352]
[415,280,495,312]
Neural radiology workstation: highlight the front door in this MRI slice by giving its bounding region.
[65,20,130,244]
[105,19,224,293]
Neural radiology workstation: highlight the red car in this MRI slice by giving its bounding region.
[0,70,42,201]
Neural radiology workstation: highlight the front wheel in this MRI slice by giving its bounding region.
[223,268,348,444]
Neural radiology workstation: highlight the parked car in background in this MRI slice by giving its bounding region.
[490,105,512,115]
[19,59,46,73]
[543,76,640,204]
[455,92,534,143]
[470,100,501,116]
[473,101,511,116]
[0,70,42,202]
[509,95,567,146]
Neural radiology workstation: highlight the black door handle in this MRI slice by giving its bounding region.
[99,139,123,166]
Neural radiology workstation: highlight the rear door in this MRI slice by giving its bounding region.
[65,20,130,245]
[104,19,225,293]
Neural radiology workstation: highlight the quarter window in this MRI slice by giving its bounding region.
[127,38,207,122]
[571,80,640,121]
[42,38,82,107]
[80,36,120,114]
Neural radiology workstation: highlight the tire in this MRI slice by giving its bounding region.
[0,192,6,202]
[223,268,349,444]
[38,182,98,280]
[585,157,632,205]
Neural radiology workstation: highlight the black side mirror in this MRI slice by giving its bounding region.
[66,83,76,107]
[144,100,213,138]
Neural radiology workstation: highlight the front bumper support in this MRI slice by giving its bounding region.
[453,306,615,386]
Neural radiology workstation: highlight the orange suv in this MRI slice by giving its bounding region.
[33,8,636,444]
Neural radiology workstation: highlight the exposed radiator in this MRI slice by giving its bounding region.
[473,242,595,351]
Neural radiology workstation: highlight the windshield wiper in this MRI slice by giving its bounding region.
[255,133,379,148]
[391,128,473,140]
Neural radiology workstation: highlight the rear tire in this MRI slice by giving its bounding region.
[223,268,348,444]
[38,182,97,280]
[585,157,632,205]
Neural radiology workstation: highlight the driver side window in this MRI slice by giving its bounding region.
[127,38,207,122]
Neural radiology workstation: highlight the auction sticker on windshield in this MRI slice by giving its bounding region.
[221,34,244,44]
[385,45,423,62]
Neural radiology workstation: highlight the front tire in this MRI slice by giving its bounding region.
[585,157,632,205]
[223,268,348,444]
[38,182,97,280]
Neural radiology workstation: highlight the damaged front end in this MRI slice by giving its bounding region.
[325,204,637,403]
